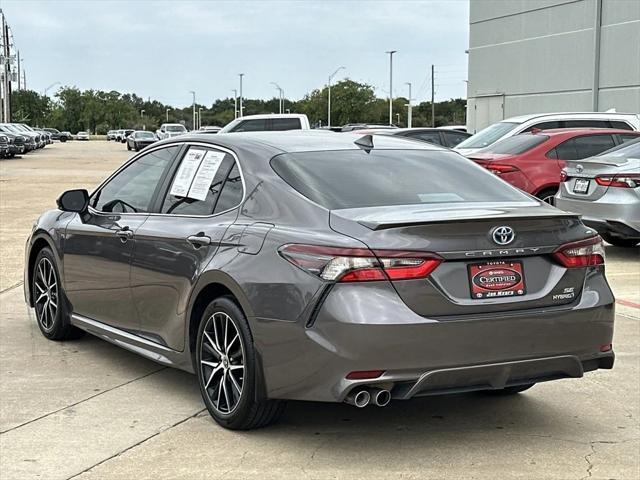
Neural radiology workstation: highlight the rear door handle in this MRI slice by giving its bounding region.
[116,227,134,243]
[187,234,211,248]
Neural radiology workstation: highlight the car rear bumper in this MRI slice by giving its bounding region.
[556,196,640,239]
[252,275,615,403]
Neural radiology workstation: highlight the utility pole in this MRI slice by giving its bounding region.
[238,73,244,117]
[431,64,435,127]
[270,82,283,114]
[386,50,397,125]
[1,11,12,122]
[189,90,196,131]
[231,89,238,118]
[328,66,345,128]
[16,49,19,90]
[165,108,170,122]
[405,82,412,128]
[198,107,203,129]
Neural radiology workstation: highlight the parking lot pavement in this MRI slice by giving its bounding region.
[0,142,639,479]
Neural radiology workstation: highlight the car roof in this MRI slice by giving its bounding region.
[528,128,640,137]
[155,130,446,155]
[233,113,307,120]
[503,112,640,124]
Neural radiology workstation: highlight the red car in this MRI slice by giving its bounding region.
[466,128,640,203]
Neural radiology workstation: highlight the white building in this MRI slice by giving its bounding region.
[466,0,640,132]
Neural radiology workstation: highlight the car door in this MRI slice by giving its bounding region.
[130,144,244,350]
[63,145,180,330]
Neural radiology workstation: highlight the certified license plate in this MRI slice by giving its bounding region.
[573,178,590,194]
[468,261,526,299]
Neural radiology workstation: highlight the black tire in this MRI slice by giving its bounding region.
[59,136,67,143]
[134,143,139,152]
[482,383,535,396]
[32,248,84,341]
[196,296,285,430]
[601,234,639,248]
[127,143,131,151]
[535,188,558,205]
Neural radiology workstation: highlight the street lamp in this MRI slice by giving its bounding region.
[270,82,283,114]
[327,66,345,128]
[198,107,203,129]
[189,90,196,131]
[385,50,397,125]
[165,108,170,122]
[43,81,61,98]
[238,73,244,117]
[405,82,412,128]
[231,89,238,118]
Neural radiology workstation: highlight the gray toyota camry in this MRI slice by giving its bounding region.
[24,131,615,430]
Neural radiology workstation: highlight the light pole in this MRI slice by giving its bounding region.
[270,82,283,113]
[327,66,345,128]
[405,82,412,128]
[396,113,400,125]
[198,107,203,129]
[140,109,145,130]
[385,50,397,125]
[189,90,196,131]
[43,81,61,98]
[231,89,238,118]
[238,73,244,117]
[165,108,170,122]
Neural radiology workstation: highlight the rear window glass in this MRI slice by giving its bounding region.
[481,134,548,155]
[271,118,301,131]
[271,149,529,210]
[456,122,518,149]
[596,137,640,157]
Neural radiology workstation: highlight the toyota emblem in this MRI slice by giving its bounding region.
[492,226,515,245]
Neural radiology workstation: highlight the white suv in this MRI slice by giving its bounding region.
[219,114,310,133]
[455,112,640,155]
[157,123,188,140]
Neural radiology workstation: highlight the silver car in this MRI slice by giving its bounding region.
[556,138,640,247]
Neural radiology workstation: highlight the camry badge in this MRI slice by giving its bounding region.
[492,226,515,246]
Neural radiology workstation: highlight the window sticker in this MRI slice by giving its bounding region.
[169,148,207,198]
[187,150,226,201]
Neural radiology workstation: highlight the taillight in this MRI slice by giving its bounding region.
[560,170,568,182]
[485,164,519,175]
[552,236,605,268]
[279,244,442,282]
[595,174,640,188]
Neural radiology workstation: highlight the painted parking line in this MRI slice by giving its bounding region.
[616,298,640,309]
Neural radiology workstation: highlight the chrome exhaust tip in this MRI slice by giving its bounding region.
[371,388,391,407]
[345,388,371,408]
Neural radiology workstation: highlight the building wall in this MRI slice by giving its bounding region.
[466,0,640,132]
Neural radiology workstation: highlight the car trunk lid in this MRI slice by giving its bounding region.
[561,156,639,201]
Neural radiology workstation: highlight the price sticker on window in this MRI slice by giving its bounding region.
[169,148,207,198]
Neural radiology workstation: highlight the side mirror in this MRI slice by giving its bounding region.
[57,189,89,213]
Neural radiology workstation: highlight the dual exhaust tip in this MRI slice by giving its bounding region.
[345,387,391,408]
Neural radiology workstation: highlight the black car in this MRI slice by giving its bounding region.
[126,131,158,151]
[0,134,8,157]
[0,131,26,156]
[377,127,472,148]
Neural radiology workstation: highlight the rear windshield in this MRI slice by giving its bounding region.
[271,149,529,210]
[456,122,519,149]
[166,125,186,132]
[480,134,549,155]
[596,137,640,158]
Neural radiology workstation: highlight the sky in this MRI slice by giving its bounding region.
[2,0,469,108]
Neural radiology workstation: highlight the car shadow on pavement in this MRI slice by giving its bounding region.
[604,245,640,261]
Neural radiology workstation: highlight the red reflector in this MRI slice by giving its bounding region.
[346,370,384,380]
[599,343,612,352]
[340,268,386,282]
[485,164,519,175]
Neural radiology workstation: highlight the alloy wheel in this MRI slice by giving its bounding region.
[200,312,245,415]
[34,257,58,332]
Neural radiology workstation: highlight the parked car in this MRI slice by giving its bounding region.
[34,129,52,145]
[0,134,9,157]
[126,131,158,151]
[59,131,73,142]
[373,127,472,147]
[0,124,36,151]
[556,138,640,247]
[1,132,26,155]
[76,131,90,141]
[115,129,134,142]
[106,130,118,141]
[15,123,46,149]
[219,114,310,133]
[466,128,640,203]
[157,123,188,140]
[25,131,614,430]
[455,112,640,156]
[43,128,72,142]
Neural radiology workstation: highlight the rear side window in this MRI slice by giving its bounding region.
[234,119,268,132]
[524,121,561,131]
[161,147,241,215]
[405,131,442,145]
[271,149,530,210]
[270,118,301,131]
[573,135,616,159]
[610,121,633,130]
[442,131,470,147]
[482,134,548,155]
[617,133,640,144]
[563,120,609,128]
